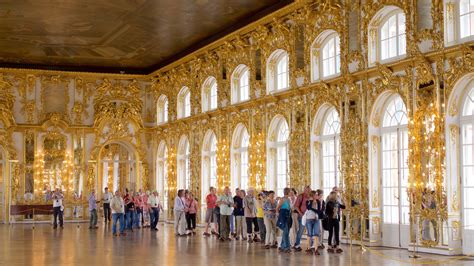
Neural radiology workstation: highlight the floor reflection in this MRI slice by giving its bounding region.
[0,223,471,265]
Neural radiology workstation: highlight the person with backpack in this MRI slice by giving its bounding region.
[325,190,346,253]
[276,187,292,253]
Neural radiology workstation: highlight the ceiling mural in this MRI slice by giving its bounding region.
[0,0,292,73]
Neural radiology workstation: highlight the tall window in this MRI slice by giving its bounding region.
[202,77,218,112]
[267,49,289,93]
[321,108,341,196]
[460,0,474,38]
[202,131,218,196]
[380,12,406,61]
[231,65,250,103]
[157,95,168,124]
[322,34,341,78]
[231,124,250,190]
[381,96,409,225]
[156,142,168,210]
[461,85,474,233]
[177,87,191,119]
[177,136,190,189]
[267,116,289,196]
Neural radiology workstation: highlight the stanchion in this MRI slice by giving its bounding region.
[409,215,420,259]
[32,208,35,230]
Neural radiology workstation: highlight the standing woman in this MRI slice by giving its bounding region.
[276,187,292,253]
[305,191,324,255]
[256,192,266,243]
[186,192,198,235]
[243,188,260,243]
[174,189,187,236]
[263,191,278,249]
[325,191,345,253]
[289,188,298,247]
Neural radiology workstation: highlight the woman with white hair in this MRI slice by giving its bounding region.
[243,187,260,243]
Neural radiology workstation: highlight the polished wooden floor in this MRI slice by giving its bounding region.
[0,222,471,265]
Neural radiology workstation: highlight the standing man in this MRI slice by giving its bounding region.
[88,189,98,229]
[52,188,64,229]
[203,187,218,236]
[293,185,311,251]
[102,187,112,224]
[233,189,245,240]
[123,188,135,231]
[111,190,126,236]
[217,186,233,241]
[148,191,162,231]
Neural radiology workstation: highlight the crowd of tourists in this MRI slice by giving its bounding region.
[175,185,346,255]
[51,184,346,255]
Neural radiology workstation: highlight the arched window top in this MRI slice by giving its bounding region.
[382,95,408,127]
[177,86,191,119]
[462,86,474,116]
[322,108,341,135]
[232,123,250,149]
[202,130,217,153]
[268,115,289,143]
[202,77,218,112]
[368,6,406,65]
[157,94,168,124]
[178,135,189,156]
[267,49,289,93]
[311,30,341,81]
[157,141,168,158]
[231,64,250,104]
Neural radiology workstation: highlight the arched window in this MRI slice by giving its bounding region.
[321,108,341,196]
[231,64,250,104]
[177,87,191,119]
[267,115,289,196]
[156,141,168,210]
[461,84,474,251]
[177,136,190,189]
[311,106,341,196]
[368,6,406,65]
[157,95,168,124]
[202,77,218,112]
[231,124,250,190]
[311,31,341,81]
[266,49,289,94]
[202,130,217,201]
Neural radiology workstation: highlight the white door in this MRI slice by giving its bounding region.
[461,122,474,254]
[381,128,410,248]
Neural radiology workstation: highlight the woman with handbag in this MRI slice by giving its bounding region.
[305,190,324,255]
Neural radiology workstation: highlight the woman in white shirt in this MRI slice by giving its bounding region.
[174,189,186,236]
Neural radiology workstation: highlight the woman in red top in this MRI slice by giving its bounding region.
[204,187,218,236]
[185,192,198,235]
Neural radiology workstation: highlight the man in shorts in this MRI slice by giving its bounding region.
[203,187,218,236]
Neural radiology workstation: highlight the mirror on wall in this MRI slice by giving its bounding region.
[43,132,66,191]
[24,133,35,202]
[73,135,84,199]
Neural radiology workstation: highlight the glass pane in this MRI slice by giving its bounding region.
[461,14,470,38]
[398,34,406,56]
[463,145,473,165]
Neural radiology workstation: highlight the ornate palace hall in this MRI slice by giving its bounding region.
[0,0,474,265]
